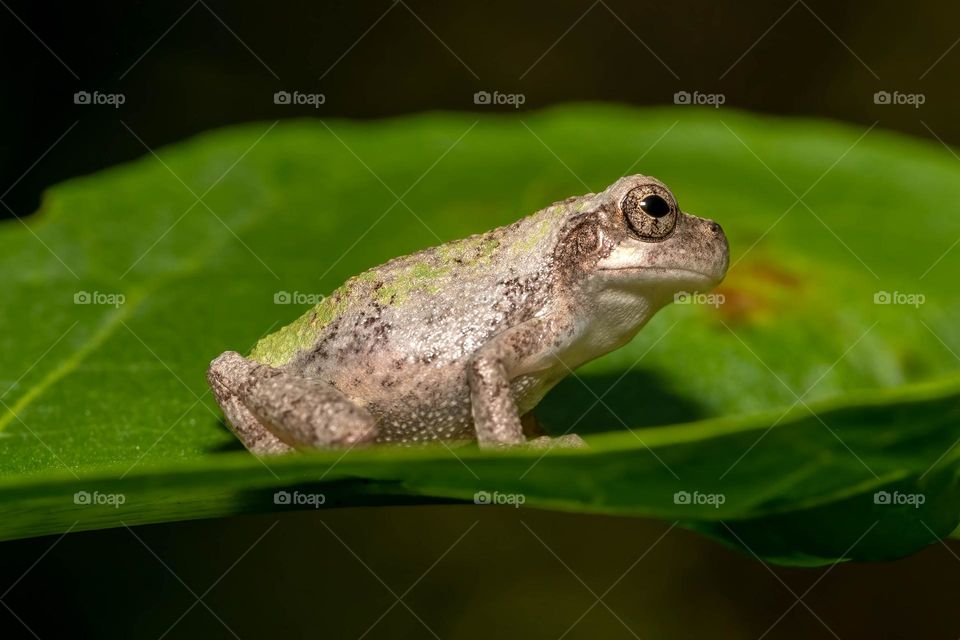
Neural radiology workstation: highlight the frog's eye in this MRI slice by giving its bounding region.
[639,195,671,217]
[621,187,678,240]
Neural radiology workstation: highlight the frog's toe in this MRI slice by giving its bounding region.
[525,434,587,449]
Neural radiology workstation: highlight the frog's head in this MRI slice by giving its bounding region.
[557,175,728,310]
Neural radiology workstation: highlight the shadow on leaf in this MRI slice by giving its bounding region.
[537,370,708,436]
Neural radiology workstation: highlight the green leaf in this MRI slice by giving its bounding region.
[2,105,959,564]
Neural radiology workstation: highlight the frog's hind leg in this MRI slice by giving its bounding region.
[207,351,377,451]
[208,354,293,455]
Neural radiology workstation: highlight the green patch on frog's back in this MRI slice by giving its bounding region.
[366,232,504,305]
[509,207,562,256]
[248,284,356,366]
[248,231,506,366]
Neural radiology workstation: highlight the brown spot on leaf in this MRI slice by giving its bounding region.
[712,256,808,325]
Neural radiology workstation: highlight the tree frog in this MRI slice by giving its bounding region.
[208,175,729,454]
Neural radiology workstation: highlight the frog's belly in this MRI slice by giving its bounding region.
[359,367,557,444]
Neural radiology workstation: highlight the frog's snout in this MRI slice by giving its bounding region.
[688,213,729,286]
[709,219,730,284]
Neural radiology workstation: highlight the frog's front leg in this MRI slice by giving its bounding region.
[468,316,576,448]
[208,351,377,451]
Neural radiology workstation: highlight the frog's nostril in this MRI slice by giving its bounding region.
[708,221,723,235]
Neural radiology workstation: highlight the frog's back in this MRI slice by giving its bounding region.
[249,201,575,372]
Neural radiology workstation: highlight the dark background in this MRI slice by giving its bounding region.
[3,0,959,219]
[3,1,960,638]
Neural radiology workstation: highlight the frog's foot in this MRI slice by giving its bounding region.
[207,351,377,452]
[525,434,588,449]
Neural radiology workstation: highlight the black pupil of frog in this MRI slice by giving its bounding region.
[639,195,671,218]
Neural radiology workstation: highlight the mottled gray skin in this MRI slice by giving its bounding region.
[208,175,729,454]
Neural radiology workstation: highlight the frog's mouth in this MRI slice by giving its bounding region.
[599,266,724,289]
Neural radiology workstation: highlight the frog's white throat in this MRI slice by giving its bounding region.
[565,283,672,361]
